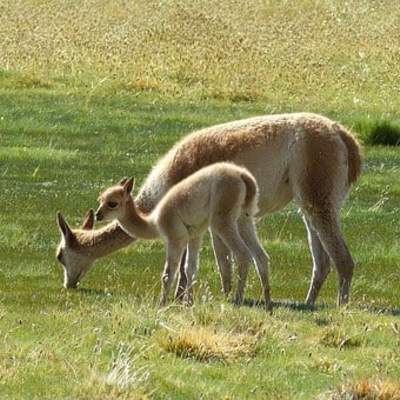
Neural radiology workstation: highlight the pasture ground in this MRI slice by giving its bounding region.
[0,1,399,399]
[1,90,399,399]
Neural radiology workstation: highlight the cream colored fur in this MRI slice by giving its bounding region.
[56,112,362,306]
[96,164,272,311]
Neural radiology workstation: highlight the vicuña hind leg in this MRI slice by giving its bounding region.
[238,217,272,312]
[210,229,233,296]
[303,216,331,306]
[184,236,202,306]
[174,249,188,302]
[289,126,354,305]
[305,210,354,306]
[160,239,187,307]
[212,221,253,305]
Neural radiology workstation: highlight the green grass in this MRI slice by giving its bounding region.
[366,121,400,146]
[1,0,400,398]
[0,89,399,399]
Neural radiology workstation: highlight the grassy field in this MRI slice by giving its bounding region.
[1,1,400,399]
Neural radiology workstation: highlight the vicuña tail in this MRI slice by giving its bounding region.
[335,124,363,185]
[241,171,259,216]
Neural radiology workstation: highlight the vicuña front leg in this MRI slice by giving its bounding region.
[160,240,186,307]
[239,217,272,313]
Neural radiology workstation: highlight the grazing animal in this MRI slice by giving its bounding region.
[95,164,272,311]
[56,209,134,288]
[55,112,362,306]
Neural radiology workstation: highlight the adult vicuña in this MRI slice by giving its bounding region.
[55,112,362,306]
[95,164,272,311]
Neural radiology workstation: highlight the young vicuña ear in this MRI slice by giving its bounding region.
[119,177,129,186]
[56,212,75,245]
[123,177,135,195]
[81,209,95,230]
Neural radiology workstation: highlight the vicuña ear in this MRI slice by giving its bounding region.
[56,212,76,245]
[119,177,129,186]
[123,177,135,195]
[81,209,95,230]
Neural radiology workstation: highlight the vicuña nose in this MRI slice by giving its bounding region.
[95,211,103,221]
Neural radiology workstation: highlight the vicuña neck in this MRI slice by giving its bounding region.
[119,198,159,240]
[76,222,135,259]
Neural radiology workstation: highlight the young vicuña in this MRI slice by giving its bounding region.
[95,163,272,310]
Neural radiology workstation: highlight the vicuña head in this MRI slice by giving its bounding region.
[55,208,135,289]
[56,209,95,289]
[95,177,157,240]
[95,177,133,223]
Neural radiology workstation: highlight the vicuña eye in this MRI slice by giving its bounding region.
[107,202,118,209]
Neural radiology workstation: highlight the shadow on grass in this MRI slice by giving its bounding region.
[356,304,400,317]
[76,287,115,297]
[240,298,400,316]
[239,298,326,312]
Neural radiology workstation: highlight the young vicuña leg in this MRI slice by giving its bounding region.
[210,230,233,296]
[160,239,187,307]
[184,236,202,306]
[174,248,188,302]
[213,221,253,305]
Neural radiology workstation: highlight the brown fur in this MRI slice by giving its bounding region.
[299,119,344,210]
[166,117,285,186]
[335,123,363,185]
[73,223,134,257]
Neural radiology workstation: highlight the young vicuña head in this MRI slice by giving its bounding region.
[95,178,135,223]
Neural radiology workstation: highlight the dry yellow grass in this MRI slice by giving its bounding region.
[319,378,400,400]
[319,326,364,349]
[77,344,151,400]
[1,0,399,109]
[157,325,258,363]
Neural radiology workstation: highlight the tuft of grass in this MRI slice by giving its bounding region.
[350,118,400,146]
[79,344,150,400]
[320,378,400,400]
[367,121,400,146]
[319,327,364,350]
[157,326,258,363]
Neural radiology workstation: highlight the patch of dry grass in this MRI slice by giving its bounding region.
[78,344,151,400]
[319,326,364,350]
[157,325,258,363]
[1,0,399,109]
[319,378,400,400]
